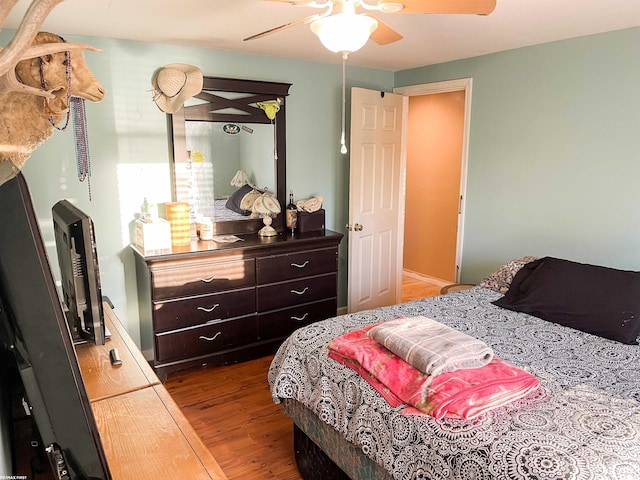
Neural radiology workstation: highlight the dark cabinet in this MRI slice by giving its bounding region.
[133,230,342,380]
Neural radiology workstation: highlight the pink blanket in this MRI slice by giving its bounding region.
[327,323,540,420]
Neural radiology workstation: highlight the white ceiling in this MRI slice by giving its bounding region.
[4,0,640,71]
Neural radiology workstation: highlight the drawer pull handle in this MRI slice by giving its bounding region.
[291,261,309,268]
[197,304,220,313]
[198,275,217,283]
[291,287,309,295]
[199,332,222,342]
[292,313,309,321]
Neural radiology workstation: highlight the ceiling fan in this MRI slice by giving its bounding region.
[244,0,496,155]
[244,0,497,53]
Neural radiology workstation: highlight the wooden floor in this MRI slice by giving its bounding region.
[165,276,441,480]
[401,275,443,302]
[165,355,299,480]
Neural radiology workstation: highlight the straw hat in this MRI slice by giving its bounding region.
[151,63,203,113]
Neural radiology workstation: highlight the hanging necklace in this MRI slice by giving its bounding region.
[39,50,71,130]
[72,96,92,200]
[39,45,93,200]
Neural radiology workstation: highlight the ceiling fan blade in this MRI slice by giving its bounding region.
[379,0,497,15]
[366,14,403,45]
[244,13,320,41]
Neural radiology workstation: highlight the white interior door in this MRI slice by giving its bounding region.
[347,87,405,313]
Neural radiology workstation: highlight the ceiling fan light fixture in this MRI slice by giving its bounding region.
[377,2,403,13]
[310,13,378,53]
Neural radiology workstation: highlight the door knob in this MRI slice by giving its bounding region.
[346,223,364,231]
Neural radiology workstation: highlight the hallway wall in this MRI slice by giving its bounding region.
[404,91,465,283]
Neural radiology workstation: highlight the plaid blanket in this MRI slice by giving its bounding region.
[368,316,494,375]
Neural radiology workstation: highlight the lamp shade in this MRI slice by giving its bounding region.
[230,169,249,187]
[310,13,378,54]
[252,191,281,237]
[252,191,281,216]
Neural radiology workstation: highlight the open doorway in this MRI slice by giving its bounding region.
[395,79,472,300]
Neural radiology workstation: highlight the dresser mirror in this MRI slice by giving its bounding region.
[168,76,291,235]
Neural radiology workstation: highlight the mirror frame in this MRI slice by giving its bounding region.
[168,76,292,235]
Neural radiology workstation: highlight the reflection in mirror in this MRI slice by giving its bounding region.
[168,77,291,235]
[184,122,275,221]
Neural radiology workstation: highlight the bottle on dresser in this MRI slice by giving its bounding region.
[286,189,297,234]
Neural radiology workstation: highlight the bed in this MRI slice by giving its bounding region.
[268,257,640,480]
[212,183,263,222]
[213,197,248,222]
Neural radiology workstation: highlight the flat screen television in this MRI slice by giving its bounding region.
[0,173,111,479]
[52,199,106,346]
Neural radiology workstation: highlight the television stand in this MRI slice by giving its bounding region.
[74,302,227,479]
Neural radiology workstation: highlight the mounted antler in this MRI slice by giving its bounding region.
[1,41,101,98]
[0,0,105,185]
[0,0,106,102]
[0,0,64,76]
[0,0,101,98]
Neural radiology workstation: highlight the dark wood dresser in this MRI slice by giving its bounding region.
[132,230,343,380]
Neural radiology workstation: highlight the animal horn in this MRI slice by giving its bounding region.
[0,66,56,99]
[0,0,21,26]
[17,42,103,60]
[0,0,65,76]
[0,42,101,99]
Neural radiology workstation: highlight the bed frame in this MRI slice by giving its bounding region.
[285,399,393,480]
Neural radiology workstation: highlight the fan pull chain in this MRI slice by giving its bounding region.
[273,118,278,161]
[340,53,348,154]
[71,96,92,200]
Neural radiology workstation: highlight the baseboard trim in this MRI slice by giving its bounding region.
[403,269,451,287]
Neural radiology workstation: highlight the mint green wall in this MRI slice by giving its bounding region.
[396,27,640,283]
[6,26,639,350]
[1,31,393,349]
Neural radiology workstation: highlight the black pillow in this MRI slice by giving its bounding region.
[225,184,253,215]
[492,256,640,345]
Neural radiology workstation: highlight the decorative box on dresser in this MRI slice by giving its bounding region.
[132,230,343,380]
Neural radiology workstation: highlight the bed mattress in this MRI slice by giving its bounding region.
[268,287,640,480]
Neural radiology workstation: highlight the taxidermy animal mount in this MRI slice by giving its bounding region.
[0,0,104,185]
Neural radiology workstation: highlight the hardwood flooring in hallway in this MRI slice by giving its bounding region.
[401,275,443,302]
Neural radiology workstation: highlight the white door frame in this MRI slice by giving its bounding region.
[394,78,472,283]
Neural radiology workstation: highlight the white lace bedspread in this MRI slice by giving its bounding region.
[213,198,248,222]
[268,287,640,480]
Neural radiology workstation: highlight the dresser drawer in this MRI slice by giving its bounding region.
[153,287,256,333]
[155,315,257,362]
[258,298,337,340]
[256,248,338,284]
[151,258,255,300]
[257,273,337,312]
